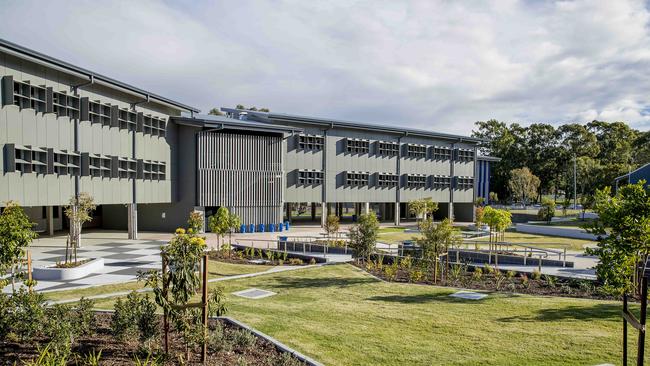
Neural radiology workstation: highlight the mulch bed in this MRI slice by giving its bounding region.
[0,313,303,365]
[208,250,310,266]
[353,262,620,301]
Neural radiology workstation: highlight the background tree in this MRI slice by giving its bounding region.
[482,207,512,243]
[207,108,224,116]
[416,218,461,283]
[408,198,439,222]
[64,193,96,264]
[348,212,379,262]
[508,167,540,207]
[208,207,230,249]
[226,211,241,249]
[0,201,37,290]
[488,191,498,204]
[579,194,594,221]
[585,181,650,297]
[324,214,340,245]
[537,198,556,224]
[475,206,485,229]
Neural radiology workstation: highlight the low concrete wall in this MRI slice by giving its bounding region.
[516,223,599,240]
[448,249,573,268]
[33,258,104,281]
[232,243,328,263]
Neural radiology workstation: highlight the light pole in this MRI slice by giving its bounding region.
[573,154,577,211]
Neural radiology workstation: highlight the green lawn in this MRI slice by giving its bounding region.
[473,231,596,251]
[44,261,274,302]
[80,264,633,365]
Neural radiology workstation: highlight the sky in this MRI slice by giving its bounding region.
[1,0,649,136]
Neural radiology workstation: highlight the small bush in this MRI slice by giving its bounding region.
[23,343,71,366]
[230,329,257,349]
[506,270,516,279]
[409,268,424,283]
[531,269,542,280]
[399,256,413,270]
[274,352,303,366]
[112,291,159,345]
[520,274,530,288]
[472,268,483,281]
[288,258,303,265]
[10,288,46,342]
[383,262,398,282]
[309,258,316,265]
[543,275,557,288]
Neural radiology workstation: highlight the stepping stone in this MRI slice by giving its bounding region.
[248,259,271,264]
[449,291,487,300]
[233,288,276,299]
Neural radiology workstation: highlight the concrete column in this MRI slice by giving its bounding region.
[321,202,328,227]
[46,206,54,236]
[286,202,292,223]
[364,202,370,215]
[394,203,401,226]
[127,203,138,240]
[311,202,316,221]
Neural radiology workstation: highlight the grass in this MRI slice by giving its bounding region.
[377,226,407,234]
[84,264,630,365]
[43,260,274,302]
[473,230,596,251]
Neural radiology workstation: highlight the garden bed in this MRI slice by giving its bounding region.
[210,248,314,266]
[0,312,308,365]
[353,261,618,301]
[33,258,104,281]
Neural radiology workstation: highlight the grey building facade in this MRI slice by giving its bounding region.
[1,39,490,235]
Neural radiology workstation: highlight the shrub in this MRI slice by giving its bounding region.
[111,293,139,341]
[531,269,542,280]
[409,268,424,283]
[209,286,228,317]
[274,352,303,366]
[231,329,257,349]
[448,264,465,283]
[288,258,303,265]
[472,268,483,281]
[506,270,516,279]
[309,258,316,265]
[483,265,494,274]
[23,343,71,366]
[520,274,530,289]
[10,288,46,342]
[399,255,413,270]
[383,262,398,282]
[75,297,96,337]
[493,270,507,290]
[137,295,159,345]
[543,274,557,288]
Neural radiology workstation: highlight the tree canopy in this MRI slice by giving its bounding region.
[473,119,646,202]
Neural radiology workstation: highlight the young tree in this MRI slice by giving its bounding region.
[508,167,540,207]
[348,212,379,262]
[324,214,340,245]
[187,210,204,233]
[586,181,650,297]
[408,198,439,222]
[0,201,37,290]
[482,207,512,244]
[208,207,230,249]
[579,194,595,221]
[537,198,556,224]
[475,206,485,228]
[416,218,461,283]
[474,197,485,207]
[226,211,241,248]
[489,191,499,204]
[64,193,96,264]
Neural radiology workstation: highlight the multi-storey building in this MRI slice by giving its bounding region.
[0,39,497,236]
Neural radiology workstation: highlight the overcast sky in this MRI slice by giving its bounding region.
[1,0,649,135]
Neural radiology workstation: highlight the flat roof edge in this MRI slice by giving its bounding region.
[0,38,200,113]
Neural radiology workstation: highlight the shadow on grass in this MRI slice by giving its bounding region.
[265,276,377,290]
[498,303,622,322]
[366,292,490,304]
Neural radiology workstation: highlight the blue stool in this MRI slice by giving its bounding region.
[269,223,275,232]
[240,224,246,233]
[258,224,265,233]
[249,224,255,233]
[284,221,290,230]
[278,223,283,232]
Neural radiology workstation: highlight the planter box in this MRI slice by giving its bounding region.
[516,223,600,240]
[33,258,104,281]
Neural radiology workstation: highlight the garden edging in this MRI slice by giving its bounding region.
[32,258,104,281]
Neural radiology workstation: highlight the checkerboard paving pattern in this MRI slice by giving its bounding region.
[2,239,167,293]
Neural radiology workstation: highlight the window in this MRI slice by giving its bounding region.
[345,171,369,186]
[298,170,324,185]
[346,138,370,154]
[53,92,80,119]
[433,146,452,160]
[406,174,427,188]
[1,77,46,112]
[406,144,427,159]
[297,134,324,151]
[456,149,475,162]
[432,175,451,189]
[118,108,137,131]
[377,173,399,188]
[456,176,474,190]
[378,141,399,156]
[118,157,137,179]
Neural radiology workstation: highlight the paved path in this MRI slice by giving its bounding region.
[47,264,321,305]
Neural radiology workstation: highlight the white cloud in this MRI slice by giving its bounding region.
[0,0,649,135]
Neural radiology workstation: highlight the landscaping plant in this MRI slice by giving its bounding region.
[537,198,556,224]
[64,193,96,265]
[416,218,461,283]
[324,214,340,246]
[348,212,380,262]
[586,181,650,297]
[0,201,37,290]
[209,207,230,249]
[187,210,204,233]
[408,198,439,223]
